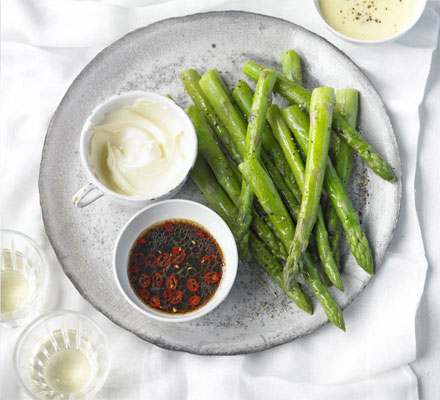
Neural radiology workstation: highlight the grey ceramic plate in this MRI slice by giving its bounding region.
[39,11,401,355]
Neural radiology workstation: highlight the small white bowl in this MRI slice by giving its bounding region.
[313,0,427,45]
[113,199,238,323]
[73,91,197,208]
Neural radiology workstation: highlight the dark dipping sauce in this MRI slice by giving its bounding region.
[128,219,224,314]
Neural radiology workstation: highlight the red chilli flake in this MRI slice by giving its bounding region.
[152,273,163,287]
[138,237,146,244]
[138,273,150,288]
[189,295,201,306]
[149,296,160,308]
[129,265,140,273]
[204,271,220,284]
[211,253,217,259]
[164,222,174,232]
[166,275,178,290]
[200,255,211,268]
[157,253,171,268]
[145,253,157,267]
[170,291,183,305]
[196,232,207,238]
[139,288,150,301]
[171,249,185,265]
[186,278,199,292]
[172,246,180,254]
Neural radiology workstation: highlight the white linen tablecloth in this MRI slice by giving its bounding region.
[1,1,439,399]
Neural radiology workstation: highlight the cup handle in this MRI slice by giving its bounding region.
[73,182,104,208]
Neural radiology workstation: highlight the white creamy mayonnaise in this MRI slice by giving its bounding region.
[89,99,191,198]
[319,0,419,41]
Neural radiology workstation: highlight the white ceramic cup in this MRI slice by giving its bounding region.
[73,91,197,208]
[313,0,427,45]
[113,199,238,323]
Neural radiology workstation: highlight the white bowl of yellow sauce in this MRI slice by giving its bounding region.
[314,0,427,44]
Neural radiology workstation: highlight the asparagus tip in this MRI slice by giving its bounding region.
[335,281,345,292]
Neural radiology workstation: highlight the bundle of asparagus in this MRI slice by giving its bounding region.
[179,50,396,330]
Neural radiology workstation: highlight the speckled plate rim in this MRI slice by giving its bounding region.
[39,10,402,355]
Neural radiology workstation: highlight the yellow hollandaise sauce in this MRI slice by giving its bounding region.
[319,0,419,41]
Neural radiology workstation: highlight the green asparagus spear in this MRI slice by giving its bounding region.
[244,70,276,158]
[199,70,247,155]
[326,89,359,266]
[282,105,374,275]
[198,75,302,210]
[199,70,253,260]
[242,61,396,182]
[284,88,335,288]
[302,253,345,330]
[239,157,294,251]
[281,49,302,86]
[186,105,240,201]
[243,61,311,109]
[262,154,300,221]
[238,157,345,329]
[179,69,242,165]
[236,69,276,262]
[267,104,344,291]
[210,68,234,102]
[221,78,341,288]
[267,105,306,186]
[190,155,313,314]
[232,80,302,201]
[334,89,358,185]
[186,104,285,260]
[249,234,313,315]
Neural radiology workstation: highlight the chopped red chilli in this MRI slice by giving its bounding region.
[152,273,163,287]
[166,275,178,290]
[170,291,183,305]
[138,273,150,288]
[157,253,171,268]
[171,249,185,265]
[145,254,156,267]
[129,265,140,273]
[204,271,220,284]
[139,288,150,300]
[186,278,199,292]
[189,295,201,306]
[149,296,160,308]
[200,255,211,268]
[164,222,174,232]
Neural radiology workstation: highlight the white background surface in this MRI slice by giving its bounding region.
[1,0,439,399]
[411,0,440,396]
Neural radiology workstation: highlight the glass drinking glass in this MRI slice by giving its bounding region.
[14,310,111,400]
[1,229,48,328]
